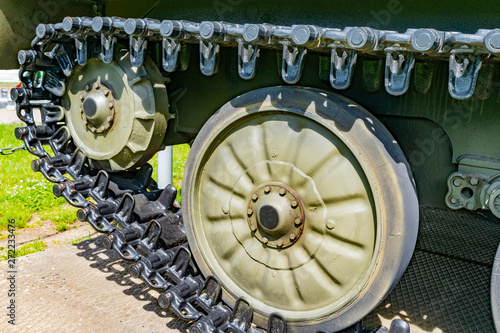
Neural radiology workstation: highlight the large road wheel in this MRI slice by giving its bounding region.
[182,86,418,332]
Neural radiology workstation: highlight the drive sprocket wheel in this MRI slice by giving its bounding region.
[183,86,419,332]
[63,52,169,171]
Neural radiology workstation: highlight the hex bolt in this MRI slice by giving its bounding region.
[294,217,302,226]
[104,89,110,97]
[470,177,479,186]
[279,188,286,196]
[277,240,284,247]
[326,219,336,230]
[80,94,85,101]
[252,193,259,201]
[109,102,114,109]
[247,208,253,216]
[250,223,257,232]
[85,84,91,92]
[94,82,101,89]
[264,186,271,194]
[291,200,298,208]
[289,233,296,241]
[262,237,269,244]
[221,204,229,214]
[450,196,459,204]
[453,178,463,187]
[466,202,476,210]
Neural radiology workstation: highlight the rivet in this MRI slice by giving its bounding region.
[326,219,336,230]
[294,217,302,226]
[250,223,257,232]
[466,202,476,210]
[264,186,271,194]
[221,204,229,215]
[291,200,298,208]
[277,240,284,247]
[453,178,463,187]
[450,196,458,204]
[279,188,286,196]
[247,208,253,216]
[252,193,258,201]
[289,233,296,241]
[262,237,268,244]
[470,177,479,186]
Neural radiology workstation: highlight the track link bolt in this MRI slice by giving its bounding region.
[264,186,271,194]
[104,89,110,97]
[247,208,253,216]
[94,82,101,90]
[279,188,286,196]
[470,177,479,186]
[291,200,298,208]
[289,233,296,241]
[252,193,258,201]
[80,94,85,101]
[109,102,114,109]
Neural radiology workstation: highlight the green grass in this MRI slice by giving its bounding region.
[66,232,92,245]
[0,123,190,231]
[0,239,47,260]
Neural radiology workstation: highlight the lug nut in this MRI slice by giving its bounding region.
[85,84,91,92]
[289,233,296,241]
[250,223,257,232]
[262,237,269,244]
[470,177,479,186]
[291,200,298,208]
[294,217,302,226]
[453,178,463,187]
[466,202,476,210]
[277,240,284,247]
[264,186,271,194]
[247,208,253,216]
[252,193,258,201]
[104,89,110,97]
[450,196,459,204]
[109,102,114,109]
[279,188,286,196]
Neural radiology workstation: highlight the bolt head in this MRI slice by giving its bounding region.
[326,219,336,230]
[294,217,302,226]
[252,193,258,201]
[291,200,298,208]
[109,102,114,109]
[94,82,101,89]
[453,178,463,187]
[264,186,271,194]
[250,223,257,232]
[470,177,479,186]
[279,188,286,196]
[247,208,253,216]
[104,89,110,97]
[450,196,459,204]
[289,233,296,241]
[466,202,476,210]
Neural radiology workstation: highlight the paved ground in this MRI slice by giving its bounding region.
[0,207,498,333]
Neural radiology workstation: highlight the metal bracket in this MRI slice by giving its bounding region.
[448,49,482,99]
[100,34,116,64]
[162,38,182,72]
[384,49,415,96]
[238,42,260,80]
[330,47,357,90]
[75,35,88,65]
[281,44,307,84]
[129,36,147,67]
[199,40,219,76]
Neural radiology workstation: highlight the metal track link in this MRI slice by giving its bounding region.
[14,14,483,333]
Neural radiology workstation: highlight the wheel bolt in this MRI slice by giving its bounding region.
[279,188,286,196]
[277,240,284,247]
[250,223,257,232]
[450,196,459,204]
[109,102,114,109]
[289,233,296,241]
[453,178,463,187]
[294,217,302,226]
[80,94,85,101]
[247,208,253,216]
[466,202,476,210]
[291,200,298,208]
[252,193,258,201]
[85,84,91,92]
[104,89,110,97]
[262,237,269,244]
[470,177,479,186]
[264,186,271,194]
[94,82,101,89]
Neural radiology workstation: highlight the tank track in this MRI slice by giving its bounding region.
[11,16,500,333]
